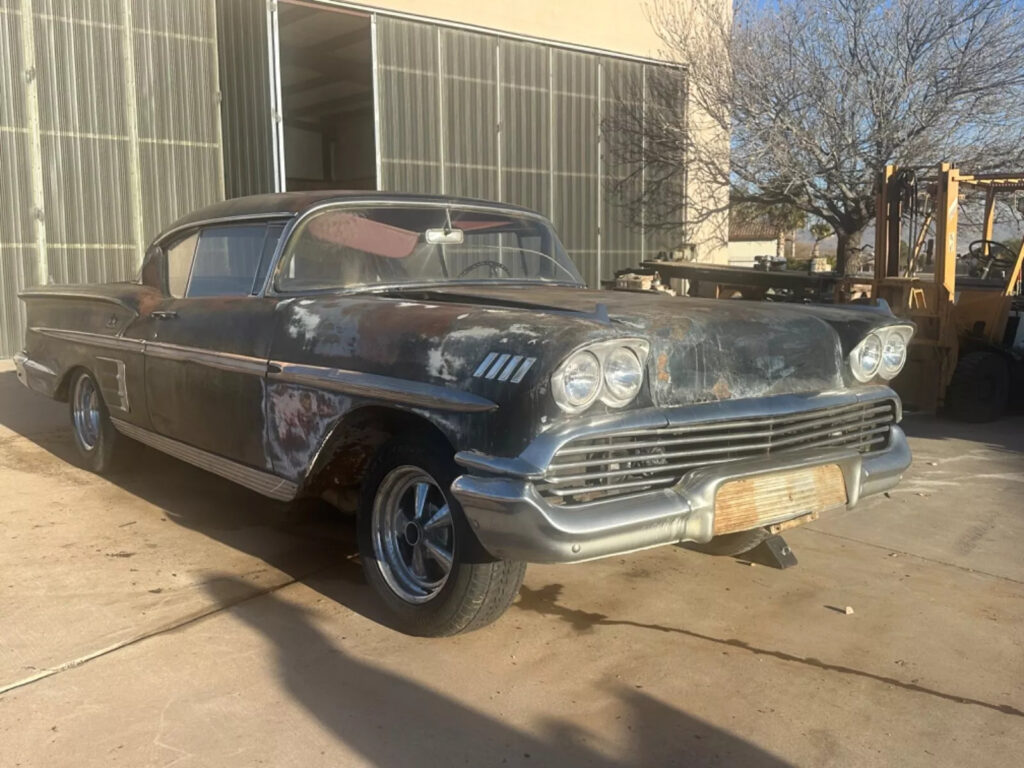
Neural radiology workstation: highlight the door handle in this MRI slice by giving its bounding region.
[152,310,178,320]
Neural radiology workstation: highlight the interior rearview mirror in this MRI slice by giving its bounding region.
[425,228,465,245]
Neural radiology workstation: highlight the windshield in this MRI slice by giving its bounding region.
[275,204,583,292]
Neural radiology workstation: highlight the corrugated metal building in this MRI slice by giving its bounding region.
[0,0,699,358]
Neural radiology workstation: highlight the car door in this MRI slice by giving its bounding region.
[140,222,285,470]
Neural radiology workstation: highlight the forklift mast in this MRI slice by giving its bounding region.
[871,163,1024,416]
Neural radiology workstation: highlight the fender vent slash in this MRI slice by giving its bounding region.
[95,356,130,412]
[537,398,898,505]
[473,353,536,383]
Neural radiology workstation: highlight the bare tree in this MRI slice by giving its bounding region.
[809,221,833,259]
[605,0,1024,273]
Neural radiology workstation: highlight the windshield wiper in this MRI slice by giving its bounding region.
[468,244,582,282]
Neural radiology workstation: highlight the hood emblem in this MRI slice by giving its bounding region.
[473,353,536,383]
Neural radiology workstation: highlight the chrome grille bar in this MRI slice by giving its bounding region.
[552,403,893,456]
[537,398,897,503]
[548,422,892,473]
[543,432,890,485]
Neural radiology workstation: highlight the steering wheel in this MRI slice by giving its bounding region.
[968,240,1017,277]
[457,260,512,279]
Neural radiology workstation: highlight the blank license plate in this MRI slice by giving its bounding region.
[713,464,848,535]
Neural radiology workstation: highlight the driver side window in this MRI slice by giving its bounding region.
[187,225,268,298]
[164,224,283,298]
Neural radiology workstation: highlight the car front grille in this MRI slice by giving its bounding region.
[536,398,898,505]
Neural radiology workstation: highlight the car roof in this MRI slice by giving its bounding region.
[161,191,547,238]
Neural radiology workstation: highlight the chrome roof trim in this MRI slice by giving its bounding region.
[153,211,296,250]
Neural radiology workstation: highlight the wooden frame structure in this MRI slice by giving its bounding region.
[872,163,1024,410]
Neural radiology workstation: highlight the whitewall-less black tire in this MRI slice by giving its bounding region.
[357,437,526,636]
[68,368,124,474]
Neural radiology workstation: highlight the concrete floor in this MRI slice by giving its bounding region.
[1,360,1022,767]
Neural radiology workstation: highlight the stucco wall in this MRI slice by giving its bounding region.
[727,240,776,267]
[361,0,665,57]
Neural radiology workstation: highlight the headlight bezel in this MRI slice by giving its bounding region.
[849,324,914,383]
[550,349,602,413]
[551,339,650,414]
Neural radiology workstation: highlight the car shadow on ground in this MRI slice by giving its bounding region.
[2,368,797,764]
[0,370,388,624]
[5,367,1023,760]
[202,574,794,767]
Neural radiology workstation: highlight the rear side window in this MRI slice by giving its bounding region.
[167,233,198,298]
[186,225,269,298]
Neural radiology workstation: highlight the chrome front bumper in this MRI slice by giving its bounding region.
[451,394,912,564]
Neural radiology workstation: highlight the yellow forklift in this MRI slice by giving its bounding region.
[870,163,1024,420]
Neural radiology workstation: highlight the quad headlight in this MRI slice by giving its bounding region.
[555,350,602,411]
[551,339,650,414]
[849,325,914,382]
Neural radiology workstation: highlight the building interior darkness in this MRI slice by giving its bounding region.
[279,1,376,191]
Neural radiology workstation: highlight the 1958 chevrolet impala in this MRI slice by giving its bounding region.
[16,192,913,635]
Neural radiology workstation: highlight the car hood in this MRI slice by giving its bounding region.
[272,283,906,457]
[390,283,894,406]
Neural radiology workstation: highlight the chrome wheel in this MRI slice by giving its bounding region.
[72,374,101,451]
[371,466,455,604]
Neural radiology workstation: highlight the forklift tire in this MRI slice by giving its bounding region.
[945,351,1010,423]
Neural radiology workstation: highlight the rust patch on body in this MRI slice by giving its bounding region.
[668,318,691,340]
[710,376,731,400]
[656,353,671,383]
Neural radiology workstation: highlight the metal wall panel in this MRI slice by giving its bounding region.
[441,28,498,200]
[642,64,687,258]
[216,0,274,198]
[374,16,686,288]
[134,5,223,237]
[0,0,223,358]
[139,142,224,242]
[601,58,645,276]
[0,7,33,248]
[499,39,550,218]
[33,2,134,284]
[376,17,442,194]
[1,2,39,357]
[551,48,600,285]
[133,0,209,37]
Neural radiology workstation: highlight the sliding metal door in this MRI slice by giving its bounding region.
[216,0,285,196]
[372,15,687,288]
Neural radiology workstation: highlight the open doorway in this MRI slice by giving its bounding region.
[278,1,375,191]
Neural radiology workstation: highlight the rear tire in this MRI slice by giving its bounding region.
[945,351,1010,423]
[67,368,124,474]
[690,527,770,557]
[357,436,526,636]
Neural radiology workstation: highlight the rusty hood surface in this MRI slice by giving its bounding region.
[277,283,901,418]
[377,284,899,403]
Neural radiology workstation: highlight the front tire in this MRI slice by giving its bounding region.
[68,368,123,474]
[357,437,526,636]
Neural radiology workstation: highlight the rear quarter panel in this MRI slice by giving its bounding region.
[20,285,160,429]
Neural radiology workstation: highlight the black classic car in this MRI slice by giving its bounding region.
[16,192,913,635]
